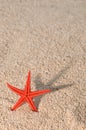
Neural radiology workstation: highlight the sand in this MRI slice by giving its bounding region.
[0,0,86,130]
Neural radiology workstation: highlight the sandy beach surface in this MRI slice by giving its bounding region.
[0,0,86,130]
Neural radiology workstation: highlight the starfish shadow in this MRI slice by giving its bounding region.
[34,66,74,108]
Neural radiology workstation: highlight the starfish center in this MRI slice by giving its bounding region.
[26,94,28,97]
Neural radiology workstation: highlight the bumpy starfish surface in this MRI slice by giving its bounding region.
[7,71,51,112]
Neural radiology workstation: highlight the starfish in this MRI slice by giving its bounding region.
[7,71,51,112]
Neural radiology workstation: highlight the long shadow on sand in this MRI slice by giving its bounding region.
[34,66,74,108]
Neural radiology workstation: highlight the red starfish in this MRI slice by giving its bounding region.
[7,71,51,112]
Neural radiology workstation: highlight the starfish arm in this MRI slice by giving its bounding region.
[30,89,51,97]
[26,97,37,112]
[11,97,25,111]
[7,83,24,96]
[25,71,31,95]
